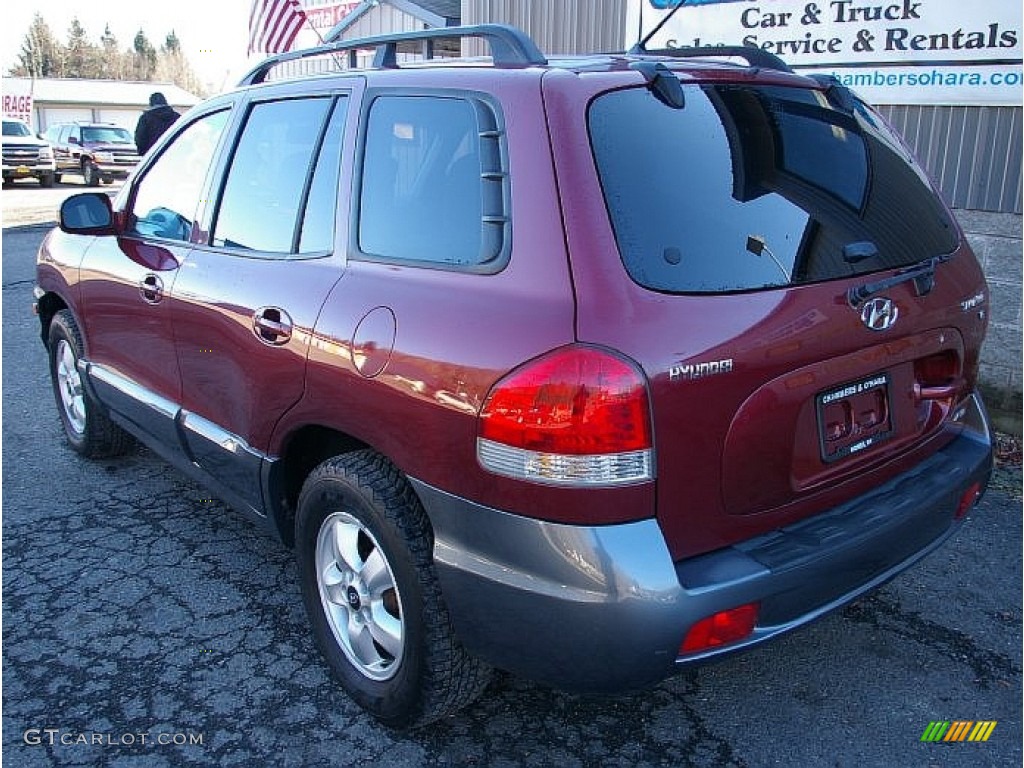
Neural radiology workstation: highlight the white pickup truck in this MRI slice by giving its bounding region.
[2,118,56,187]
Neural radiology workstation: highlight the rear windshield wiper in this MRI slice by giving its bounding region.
[847,252,953,308]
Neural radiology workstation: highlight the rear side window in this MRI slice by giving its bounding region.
[588,84,958,293]
[299,98,348,254]
[212,97,337,254]
[357,94,508,269]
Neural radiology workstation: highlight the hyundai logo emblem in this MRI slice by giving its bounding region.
[346,586,361,610]
[860,297,899,331]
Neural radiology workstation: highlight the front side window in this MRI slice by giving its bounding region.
[589,84,957,293]
[211,97,334,254]
[130,110,230,242]
[358,94,507,268]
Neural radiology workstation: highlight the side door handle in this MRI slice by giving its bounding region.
[252,306,293,345]
[139,274,164,304]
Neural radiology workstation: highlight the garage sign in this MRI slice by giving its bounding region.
[627,0,1023,105]
[2,81,34,124]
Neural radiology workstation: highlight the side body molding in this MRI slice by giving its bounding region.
[80,359,277,528]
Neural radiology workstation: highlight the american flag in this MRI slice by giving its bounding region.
[249,0,308,54]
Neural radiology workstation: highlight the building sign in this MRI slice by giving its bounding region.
[2,80,34,124]
[304,1,362,30]
[627,0,1023,105]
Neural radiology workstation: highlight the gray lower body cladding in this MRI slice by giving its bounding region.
[411,393,993,693]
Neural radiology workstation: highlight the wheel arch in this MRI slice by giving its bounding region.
[35,291,70,350]
[266,424,374,547]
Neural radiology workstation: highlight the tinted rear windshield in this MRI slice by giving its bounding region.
[588,83,958,293]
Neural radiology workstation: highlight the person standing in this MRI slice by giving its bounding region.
[135,92,180,155]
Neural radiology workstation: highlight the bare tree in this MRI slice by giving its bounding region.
[12,14,62,78]
[8,15,207,97]
[132,29,157,80]
[64,18,103,78]
[98,25,129,80]
[155,30,206,96]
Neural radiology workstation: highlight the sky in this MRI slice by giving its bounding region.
[1,1,272,92]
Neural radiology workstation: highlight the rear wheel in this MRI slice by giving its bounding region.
[296,451,491,728]
[47,309,132,458]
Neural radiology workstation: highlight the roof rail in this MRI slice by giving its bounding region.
[237,24,547,86]
[632,46,793,74]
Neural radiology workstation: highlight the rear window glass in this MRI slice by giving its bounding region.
[588,84,958,294]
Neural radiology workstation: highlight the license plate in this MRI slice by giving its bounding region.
[816,374,893,463]
[15,165,30,175]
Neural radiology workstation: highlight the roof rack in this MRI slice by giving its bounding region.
[631,45,793,74]
[237,24,548,86]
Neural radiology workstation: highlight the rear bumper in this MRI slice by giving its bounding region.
[412,393,992,693]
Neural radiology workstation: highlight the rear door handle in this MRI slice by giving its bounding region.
[253,306,293,345]
[139,274,164,303]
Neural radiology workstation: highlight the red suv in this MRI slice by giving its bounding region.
[42,121,141,186]
[35,25,992,728]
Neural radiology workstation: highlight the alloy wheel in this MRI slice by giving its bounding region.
[315,511,404,681]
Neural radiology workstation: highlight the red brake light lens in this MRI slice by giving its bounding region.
[480,346,651,454]
[477,345,653,486]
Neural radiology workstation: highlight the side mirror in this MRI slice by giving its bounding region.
[68,136,80,145]
[60,193,116,235]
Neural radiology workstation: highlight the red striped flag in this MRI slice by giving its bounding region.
[249,0,308,54]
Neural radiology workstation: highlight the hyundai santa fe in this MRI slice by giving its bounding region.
[33,24,993,727]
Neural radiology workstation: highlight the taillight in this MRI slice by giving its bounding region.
[477,345,653,486]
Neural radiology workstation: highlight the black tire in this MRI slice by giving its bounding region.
[47,309,132,458]
[83,162,100,187]
[53,173,62,184]
[296,451,491,728]
[39,173,55,188]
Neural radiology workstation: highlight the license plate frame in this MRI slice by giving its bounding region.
[816,373,894,463]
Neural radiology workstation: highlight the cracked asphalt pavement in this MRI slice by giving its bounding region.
[3,221,1022,767]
